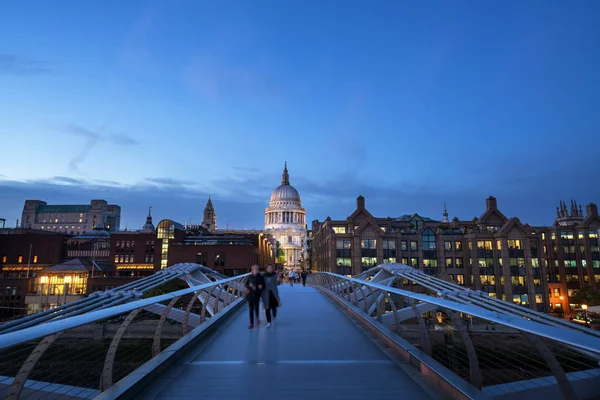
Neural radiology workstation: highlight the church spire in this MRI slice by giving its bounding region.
[141,206,155,232]
[442,202,449,223]
[202,196,217,232]
[281,161,290,185]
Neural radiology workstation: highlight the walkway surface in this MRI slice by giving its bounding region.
[139,284,436,399]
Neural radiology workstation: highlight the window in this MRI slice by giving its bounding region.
[361,239,376,249]
[18,256,23,263]
[33,255,38,263]
[455,241,462,251]
[444,241,452,251]
[214,254,225,267]
[1,256,6,263]
[507,240,522,249]
[333,226,346,234]
[410,241,417,251]
[422,229,436,251]
[423,259,437,267]
[455,274,465,285]
[456,258,464,268]
[480,275,495,285]
[484,241,493,250]
[410,258,418,267]
[401,241,408,251]
[383,240,396,263]
[336,240,351,267]
[196,252,208,265]
[360,257,377,268]
[288,236,293,243]
[445,257,453,267]
[114,255,119,263]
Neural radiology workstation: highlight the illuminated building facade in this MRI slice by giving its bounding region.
[312,195,600,313]
[264,163,307,270]
[21,199,121,234]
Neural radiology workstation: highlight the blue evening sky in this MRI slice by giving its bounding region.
[1,0,599,229]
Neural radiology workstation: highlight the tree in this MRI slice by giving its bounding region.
[570,287,600,307]
[276,244,285,264]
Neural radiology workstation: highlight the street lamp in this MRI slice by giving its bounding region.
[582,304,590,328]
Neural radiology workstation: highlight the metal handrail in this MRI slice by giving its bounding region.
[312,272,600,356]
[0,273,249,351]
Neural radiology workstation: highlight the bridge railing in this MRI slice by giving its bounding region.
[309,272,600,400]
[0,274,249,400]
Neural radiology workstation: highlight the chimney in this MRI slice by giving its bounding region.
[586,203,598,218]
[357,195,365,210]
[486,196,497,210]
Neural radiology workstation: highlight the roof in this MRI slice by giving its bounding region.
[395,213,438,223]
[44,259,92,272]
[43,258,107,272]
[74,229,111,239]
[36,205,90,213]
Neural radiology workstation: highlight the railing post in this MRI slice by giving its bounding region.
[7,332,63,400]
[448,310,483,389]
[183,292,202,335]
[152,296,181,357]
[525,333,578,400]
[410,299,431,355]
[101,308,141,391]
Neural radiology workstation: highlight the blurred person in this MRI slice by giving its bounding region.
[301,269,308,287]
[245,264,264,329]
[262,264,280,328]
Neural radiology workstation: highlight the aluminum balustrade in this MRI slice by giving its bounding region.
[309,270,600,400]
[0,273,249,400]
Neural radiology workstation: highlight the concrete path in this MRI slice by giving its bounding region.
[139,284,436,399]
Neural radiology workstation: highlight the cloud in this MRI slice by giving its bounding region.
[1,159,599,234]
[0,54,52,75]
[144,177,197,188]
[183,56,281,103]
[56,123,141,172]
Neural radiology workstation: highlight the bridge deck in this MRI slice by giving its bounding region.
[140,285,436,399]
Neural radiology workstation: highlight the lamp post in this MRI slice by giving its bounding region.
[582,304,589,328]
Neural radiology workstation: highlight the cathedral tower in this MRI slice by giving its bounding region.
[202,196,217,232]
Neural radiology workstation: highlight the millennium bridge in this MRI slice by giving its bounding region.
[0,263,599,400]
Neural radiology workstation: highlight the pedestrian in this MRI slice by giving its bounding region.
[245,264,264,329]
[262,264,280,328]
[288,270,294,286]
[301,269,308,287]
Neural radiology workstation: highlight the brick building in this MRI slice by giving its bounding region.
[156,219,277,275]
[0,228,69,318]
[312,195,600,313]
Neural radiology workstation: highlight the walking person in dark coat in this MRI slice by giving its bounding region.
[262,264,280,328]
[245,265,264,329]
[301,269,308,287]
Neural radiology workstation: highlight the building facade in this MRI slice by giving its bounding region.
[0,228,69,318]
[264,163,307,270]
[312,195,600,313]
[21,199,121,234]
[201,196,217,233]
[156,220,277,275]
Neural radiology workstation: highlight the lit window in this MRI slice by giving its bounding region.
[332,226,346,234]
[18,255,23,263]
[33,255,38,263]
[79,219,82,223]
[55,219,58,223]
[1,256,6,263]
[41,226,44,229]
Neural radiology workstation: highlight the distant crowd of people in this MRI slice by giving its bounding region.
[244,265,311,329]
